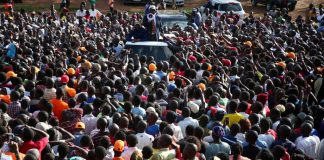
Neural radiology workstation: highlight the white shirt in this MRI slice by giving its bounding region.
[258,134,275,147]
[76,9,86,17]
[295,135,320,159]
[121,147,141,160]
[89,9,102,17]
[178,117,199,137]
[136,132,154,149]
[170,123,183,141]
[317,139,324,160]
[81,114,98,135]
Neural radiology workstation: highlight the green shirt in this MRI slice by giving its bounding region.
[150,148,176,160]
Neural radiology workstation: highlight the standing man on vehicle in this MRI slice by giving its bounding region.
[143,5,162,41]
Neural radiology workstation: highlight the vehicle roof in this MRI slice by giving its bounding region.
[158,10,184,15]
[210,0,241,4]
[125,41,168,46]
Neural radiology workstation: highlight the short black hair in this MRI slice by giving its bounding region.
[57,143,69,158]
[126,134,138,147]
[142,146,153,159]
[95,146,107,160]
[22,127,35,141]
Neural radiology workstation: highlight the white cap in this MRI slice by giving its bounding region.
[149,5,156,10]
[188,101,199,113]
[146,107,156,113]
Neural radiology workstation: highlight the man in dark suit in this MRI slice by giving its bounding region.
[143,5,162,41]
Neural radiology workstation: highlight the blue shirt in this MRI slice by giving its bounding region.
[222,135,243,146]
[146,124,159,137]
[155,71,166,80]
[131,106,146,118]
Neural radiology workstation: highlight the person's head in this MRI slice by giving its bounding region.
[194,126,204,140]
[80,135,92,147]
[46,78,54,89]
[271,145,286,160]
[212,126,225,141]
[227,100,238,113]
[10,90,20,101]
[118,116,129,129]
[136,120,147,133]
[147,112,158,125]
[300,122,312,137]
[142,146,153,159]
[239,119,251,132]
[185,125,195,137]
[231,143,243,157]
[95,146,107,160]
[245,130,258,145]
[83,104,94,115]
[158,134,172,148]
[260,118,270,134]
[182,107,191,118]
[56,88,64,99]
[229,123,240,136]
[165,111,177,124]
[182,143,198,160]
[26,149,40,160]
[57,143,69,158]
[97,117,108,131]
[126,134,138,147]
[99,136,111,149]
[199,114,209,127]
[256,149,274,160]
[248,113,260,126]
[37,111,49,122]
[22,127,35,141]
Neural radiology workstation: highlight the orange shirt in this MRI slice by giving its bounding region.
[5,152,25,160]
[0,94,11,104]
[51,98,69,121]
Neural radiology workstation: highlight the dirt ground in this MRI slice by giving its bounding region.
[24,0,324,19]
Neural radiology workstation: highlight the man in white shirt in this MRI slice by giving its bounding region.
[75,3,86,18]
[135,120,154,149]
[295,123,320,159]
[81,104,98,135]
[122,134,141,160]
[178,107,199,137]
[89,4,102,18]
[166,111,183,141]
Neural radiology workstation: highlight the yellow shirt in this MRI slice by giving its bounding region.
[222,113,244,127]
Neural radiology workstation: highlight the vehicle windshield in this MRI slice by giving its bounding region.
[125,45,173,62]
[160,16,188,29]
[219,3,242,12]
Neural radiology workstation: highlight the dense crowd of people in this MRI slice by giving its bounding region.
[0,0,324,160]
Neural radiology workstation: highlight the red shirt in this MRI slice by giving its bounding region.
[19,137,49,154]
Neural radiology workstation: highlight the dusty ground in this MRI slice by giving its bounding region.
[22,0,324,19]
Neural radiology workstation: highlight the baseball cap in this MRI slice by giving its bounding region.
[188,101,199,114]
[243,41,252,47]
[6,71,17,79]
[146,107,156,113]
[198,83,206,91]
[75,122,85,129]
[67,68,76,75]
[148,63,157,72]
[61,75,69,84]
[114,140,125,152]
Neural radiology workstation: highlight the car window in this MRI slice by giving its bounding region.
[125,45,173,62]
[219,3,242,12]
[214,3,220,10]
[160,16,188,29]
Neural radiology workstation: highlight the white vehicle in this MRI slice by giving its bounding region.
[200,0,245,18]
